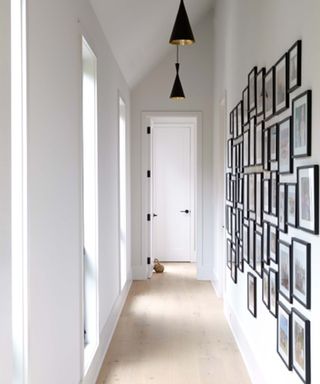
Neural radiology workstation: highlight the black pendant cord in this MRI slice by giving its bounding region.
[175,46,180,74]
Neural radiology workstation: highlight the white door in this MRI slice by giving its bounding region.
[152,124,192,262]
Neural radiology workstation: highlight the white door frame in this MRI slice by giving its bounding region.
[141,111,203,279]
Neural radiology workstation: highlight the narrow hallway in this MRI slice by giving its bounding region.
[97,264,250,384]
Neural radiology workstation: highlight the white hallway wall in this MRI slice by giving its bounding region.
[211,0,320,383]
[131,12,214,280]
[0,0,131,382]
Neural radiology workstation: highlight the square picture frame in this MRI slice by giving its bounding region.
[249,117,256,166]
[249,219,256,270]
[270,124,278,162]
[297,164,319,234]
[269,224,278,263]
[242,87,249,126]
[237,242,244,273]
[255,121,264,166]
[262,268,269,308]
[243,223,249,263]
[247,272,257,317]
[279,240,292,303]
[227,139,233,168]
[275,53,289,115]
[278,116,293,174]
[269,268,278,318]
[229,110,234,135]
[243,130,249,167]
[243,174,249,218]
[292,90,312,158]
[262,221,269,265]
[263,178,270,214]
[237,101,243,137]
[255,231,263,277]
[279,183,288,233]
[292,309,311,383]
[257,68,266,116]
[256,173,263,225]
[287,183,297,227]
[264,67,275,121]
[271,171,279,217]
[292,238,311,309]
[248,67,257,112]
[263,128,270,170]
[249,173,256,213]
[277,302,292,370]
[288,40,302,93]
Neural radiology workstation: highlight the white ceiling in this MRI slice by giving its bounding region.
[89,0,215,88]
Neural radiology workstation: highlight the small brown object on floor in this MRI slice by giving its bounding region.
[153,258,164,273]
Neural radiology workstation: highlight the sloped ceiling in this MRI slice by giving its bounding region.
[90,0,215,88]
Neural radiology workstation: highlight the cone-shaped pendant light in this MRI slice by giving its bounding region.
[169,0,195,46]
[170,47,185,100]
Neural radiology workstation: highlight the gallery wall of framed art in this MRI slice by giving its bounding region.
[225,39,317,384]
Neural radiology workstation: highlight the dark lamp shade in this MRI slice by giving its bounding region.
[170,64,185,99]
[169,0,195,45]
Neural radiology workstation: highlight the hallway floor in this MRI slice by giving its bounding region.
[97,263,251,384]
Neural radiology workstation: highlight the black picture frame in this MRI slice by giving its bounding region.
[226,205,232,235]
[262,268,269,308]
[292,238,311,309]
[255,231,263,277]
[255,121,264,166]
[243,223,249,263]
[292,309,311,383]
[262,221,269,265]
[269,268,278,317]
[237,242,244,273]
[237,101,243,137]
[287,183,297,227]
[227,139,233,168]
[231,212,236,244]
[264,67,275,121]
[269,224,278,263]
[297,164,319,234]
[278,116,293,174]
[275,53,289,115]
[248,67,257,112]
[279,240,292,303]
[263,128,270,170]
[263,178,270,214]
[257,68,266,116]
[270,124,278,162]
[229,110,234,135]
[231,246,237,283]
[243,174,249,218]
[227,238,232,269]
[292,90,312,158]
[249,173,256,213]
[247,272,257,317]
[256,173,263,225]
[271,171,278,217]
[279,183,288,233]
[243,130,249,167]
[242,87,249,126]
[288,40,302,93]
[249,219,255,270]
[277,302,292,370]
[249,117,256,166]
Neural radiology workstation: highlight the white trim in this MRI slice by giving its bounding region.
[81,279,132,384]
[139,111,203,280]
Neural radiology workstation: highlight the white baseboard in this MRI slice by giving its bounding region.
[224,298,267,384]
[197,265,213,281]
[211,271,223,298]
[82,279,132,384]
[132,264,147,280]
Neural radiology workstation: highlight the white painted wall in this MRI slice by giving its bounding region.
[211,0,320,383]
[131,12,214,280]
[0,0,12,382]
[0,0,131,382]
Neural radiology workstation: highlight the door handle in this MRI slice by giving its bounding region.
[180,210,190,214]
[153,213,158,217]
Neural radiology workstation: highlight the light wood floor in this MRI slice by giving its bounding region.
[97,263,251,384]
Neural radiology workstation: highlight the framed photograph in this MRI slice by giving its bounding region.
[232,145,236,175]
[238,176,243,204]
[277,302,292,369]
[279,116,293,174]
[249,173,256,212]
[262,268,269,308]
[275,53,289,114]
[249,117,256,166]
[226,205,232,235]
[270,124,278,162]
[242,87,249,125]
[255,121,263,165]
[263,221,269,264]
[243,130,249,167]
[237,101,243,136]
[269,224,278,263]
[263,178,270,214]
[288,40,302,93]
[226,173,231,201]
[292,238,311,309]
[247,272,257,317]
[248,67,257,112]
[279,240,292,303]
[231,212,236,244]
[287,183,297,227]
[229,110,234,135]
[243,174,249,218]
[279,183,288,233]
[263,128,270,170]
[231,246,237,283]
[297,165,319,234]
[255,231,263,277]
[238,242,244,273]
[292,90,312,158]
[257,68,265,116]
[256,173,263,225]
[227,239,232,269]
[227,139,233,168]
[249,219,255,270]
[243,224,249,263]
[269,269,278,317]
[292,309,311,383]
[271,171,278,216]
[264,67,275,121]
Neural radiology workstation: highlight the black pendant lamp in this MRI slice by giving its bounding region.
[170,46,185,100]
[169,0,195,46]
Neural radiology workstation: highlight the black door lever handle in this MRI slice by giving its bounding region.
[153,214,158,217]
[180,210,190,214]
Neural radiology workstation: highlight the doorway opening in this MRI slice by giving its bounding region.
[141,112,203,279]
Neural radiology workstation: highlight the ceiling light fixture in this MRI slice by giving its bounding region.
[170,46,185,100]
[169,0,195,46]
